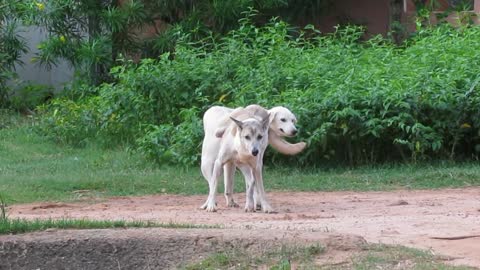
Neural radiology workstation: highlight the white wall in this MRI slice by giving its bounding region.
[10,26,74,91]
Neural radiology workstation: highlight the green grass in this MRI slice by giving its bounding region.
[350,245,476,270]
[0,218,219,235]
[184,244,325,270]
[1,113,480,204]
[185,244,475,270]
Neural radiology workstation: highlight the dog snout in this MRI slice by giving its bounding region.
[252,149,259,156]
[291,129,298,136]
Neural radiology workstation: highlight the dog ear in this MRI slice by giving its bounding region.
[262,113,270,130]
[268,111,277,125]
[230,117,243,130]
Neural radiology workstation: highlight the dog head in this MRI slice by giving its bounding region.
[268,106,299,137]
[230,115,269,157]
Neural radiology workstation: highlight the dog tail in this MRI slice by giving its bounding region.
[214,107,245,138]
[268,132,306,155]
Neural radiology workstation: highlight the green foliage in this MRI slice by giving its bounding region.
[10,84,54,111]
[37,97,101,146]
[0,0,29,107]
[38,18,480,166]
[29,0,149,83]
[26,0,331,84]
[136,107,203,165]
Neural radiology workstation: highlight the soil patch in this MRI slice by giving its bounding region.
[4,188,480,268]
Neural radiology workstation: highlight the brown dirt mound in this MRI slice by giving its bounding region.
[0,228,365,269]
[5,188,480,268]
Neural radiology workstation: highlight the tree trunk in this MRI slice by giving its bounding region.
[389,0,406,44]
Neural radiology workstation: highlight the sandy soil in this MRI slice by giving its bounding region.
[5,188,480,268]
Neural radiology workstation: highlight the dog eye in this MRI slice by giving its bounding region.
[280,118,286,122]
[245,135,251,140]
[257,135,263,140]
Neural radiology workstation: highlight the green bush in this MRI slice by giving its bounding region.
[38,19,480,166]
[136,107,203,165]
[10,84,54,111]
[37,97,101,146]
[0,0,29,108]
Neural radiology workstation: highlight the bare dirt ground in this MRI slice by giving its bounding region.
[4,188,480,268]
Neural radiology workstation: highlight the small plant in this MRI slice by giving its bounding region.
[0,193,7,222]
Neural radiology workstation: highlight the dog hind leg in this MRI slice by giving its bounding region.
[200,158,214,209]
[252,166,275,213]
[202,159,222,212]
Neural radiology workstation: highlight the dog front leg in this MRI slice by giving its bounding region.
[239,165,255,212]
[245,169,256,212]
[253,166,275,213]
[254,188,260,210]
[224,162,238,207]
[253,152,265,210]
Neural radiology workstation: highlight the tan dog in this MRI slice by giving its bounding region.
[215,106,306,156]
[201,105,306,212]
[200,105,270,212]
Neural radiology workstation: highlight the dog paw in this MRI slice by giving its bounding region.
[244,202,255,212]
[206,204,217,212]
[261,203,276,214]
[227,201,239,208]
[203,198,217,212]
[297,141,307,151]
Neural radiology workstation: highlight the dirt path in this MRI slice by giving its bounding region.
[7,188,480,268]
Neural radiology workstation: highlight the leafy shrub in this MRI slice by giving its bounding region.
[10,84,54,111]
[38,19,480,166]
[136,107,203,165]
[0,1,29,108]
[37,98,101,146]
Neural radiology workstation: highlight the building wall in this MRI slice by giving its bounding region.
[311,0,480,37]
[312,0,392,37]
[10,26,74,91]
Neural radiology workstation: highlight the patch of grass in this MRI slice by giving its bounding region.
[185,244,474,270]
[349,244,476,270]
[266,161,480,192]
[0,193,6,221]
[1,117,480,204]
[184,244,325,270]
[0,218,219,235]
[185,252,233,270]
[0,121,207,204]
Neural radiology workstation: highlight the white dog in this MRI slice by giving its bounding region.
[200,105,270,212]
[201,105,306,212]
